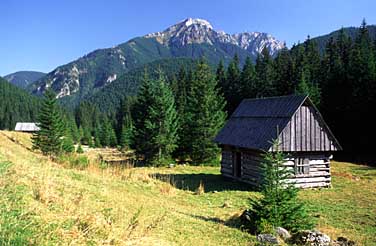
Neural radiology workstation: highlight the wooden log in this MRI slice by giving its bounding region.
[221,168,233,175]
[286,176,331,184]
[294,182,330,189]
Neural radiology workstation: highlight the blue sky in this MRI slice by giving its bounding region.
[1,0,375,76]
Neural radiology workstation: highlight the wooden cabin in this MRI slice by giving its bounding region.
[214,95,342,188]
[14,122,40,132]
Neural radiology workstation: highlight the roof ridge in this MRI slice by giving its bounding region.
[241,94,307,102]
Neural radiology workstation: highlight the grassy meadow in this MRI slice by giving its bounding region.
[0,131,375,245]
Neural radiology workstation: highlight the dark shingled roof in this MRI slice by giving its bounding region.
[214,95,307,150]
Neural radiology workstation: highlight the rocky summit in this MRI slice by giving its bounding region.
[30,18,284,101]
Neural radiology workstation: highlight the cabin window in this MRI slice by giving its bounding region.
[295,157,310,175]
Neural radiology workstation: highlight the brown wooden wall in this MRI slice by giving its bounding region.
[272,104,338,152]
[220,146,332,188]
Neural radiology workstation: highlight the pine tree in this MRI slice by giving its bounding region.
[244,140,314,233]
[225,54,241,113]
[99,119,112,147]
[186,59,226,164]
[94,127,102,148]
[295,68,321,106]
[117,99,134,150]
[32,89,64,156]
[240,57,257,99]
[133,71,179,165]
[109,127,118,147]
[216,60,227,94]
[174,66,192,161]
[62,133,75,153]
[255,47,276,97]
[82,127,92,145]
[273,46,294,95]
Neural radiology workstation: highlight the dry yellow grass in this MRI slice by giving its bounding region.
[0,131,254,245]
[1,131,375,245]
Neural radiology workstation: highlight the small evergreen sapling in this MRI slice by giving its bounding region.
[76,144,84,154]
[243,140,315,234]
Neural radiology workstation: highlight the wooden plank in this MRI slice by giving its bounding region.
[294,182,331,189]
[242,174,262,181]
[290,116,295,151]
[302,106,307,151]
[294,172,330,178]
[221,167,233,173]
[286,176,331,184]
[296,108,301,151]
[315,114,321,151]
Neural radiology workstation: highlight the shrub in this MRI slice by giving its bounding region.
[76,144,84,154]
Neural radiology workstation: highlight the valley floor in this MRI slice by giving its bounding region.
[0,131,375,245]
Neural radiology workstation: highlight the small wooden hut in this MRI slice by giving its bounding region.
[14,122,40,132]
[214,95,342,188]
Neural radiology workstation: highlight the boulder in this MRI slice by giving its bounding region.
[291,230,330,246]
[275,227,291,240]
[257,234,279,245]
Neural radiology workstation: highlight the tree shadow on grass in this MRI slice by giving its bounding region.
[150,173,256,192]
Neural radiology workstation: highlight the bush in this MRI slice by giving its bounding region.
[57,154,89,170]
[242,140,315,234]
[76,144,84,154]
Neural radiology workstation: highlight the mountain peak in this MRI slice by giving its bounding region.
[181,18,213,29]
[145,18,284,55]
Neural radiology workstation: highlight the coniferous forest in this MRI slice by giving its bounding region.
[1,20,375,164]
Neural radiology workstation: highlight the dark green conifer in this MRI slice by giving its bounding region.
[32,89,64,156]
[244,140,315,233]
[133,71,179,165]
[186,60,226,164]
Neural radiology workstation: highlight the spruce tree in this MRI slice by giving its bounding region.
[94,127,102,148]
[255,47,276,97]
[295,68,321,106]
[186,60,226,164]
[82,127,92,145]
[62,132,75,153]
[174,66,192,161]
[118,102,134,150]
[216,60,227,95]
[133,71,179,165]
[100,119,111,147]
[240,57,257,99]
[109,127,118,147]
[244,140,314,233]
[32,89,65,156]
[225,54,241,113]
[273,46,294,95]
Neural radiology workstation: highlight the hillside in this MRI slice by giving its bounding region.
[4,71,46,89]
[81,57,200,112]
[0,131,375,245]
[0,77,40,130]
[30,18,284,102]
[311,25,376,52]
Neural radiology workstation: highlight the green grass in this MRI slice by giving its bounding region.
[0,131,375,245]
[0,160,38,245]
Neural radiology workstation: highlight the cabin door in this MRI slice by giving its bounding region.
[233,152,242,178]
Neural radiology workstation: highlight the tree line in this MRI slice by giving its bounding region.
[216,20,376,160]
[7,20,376,162]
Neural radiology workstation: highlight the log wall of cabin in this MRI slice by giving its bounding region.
[220,147,233,178]
[220,146,332,188]
[284,153,331,188]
